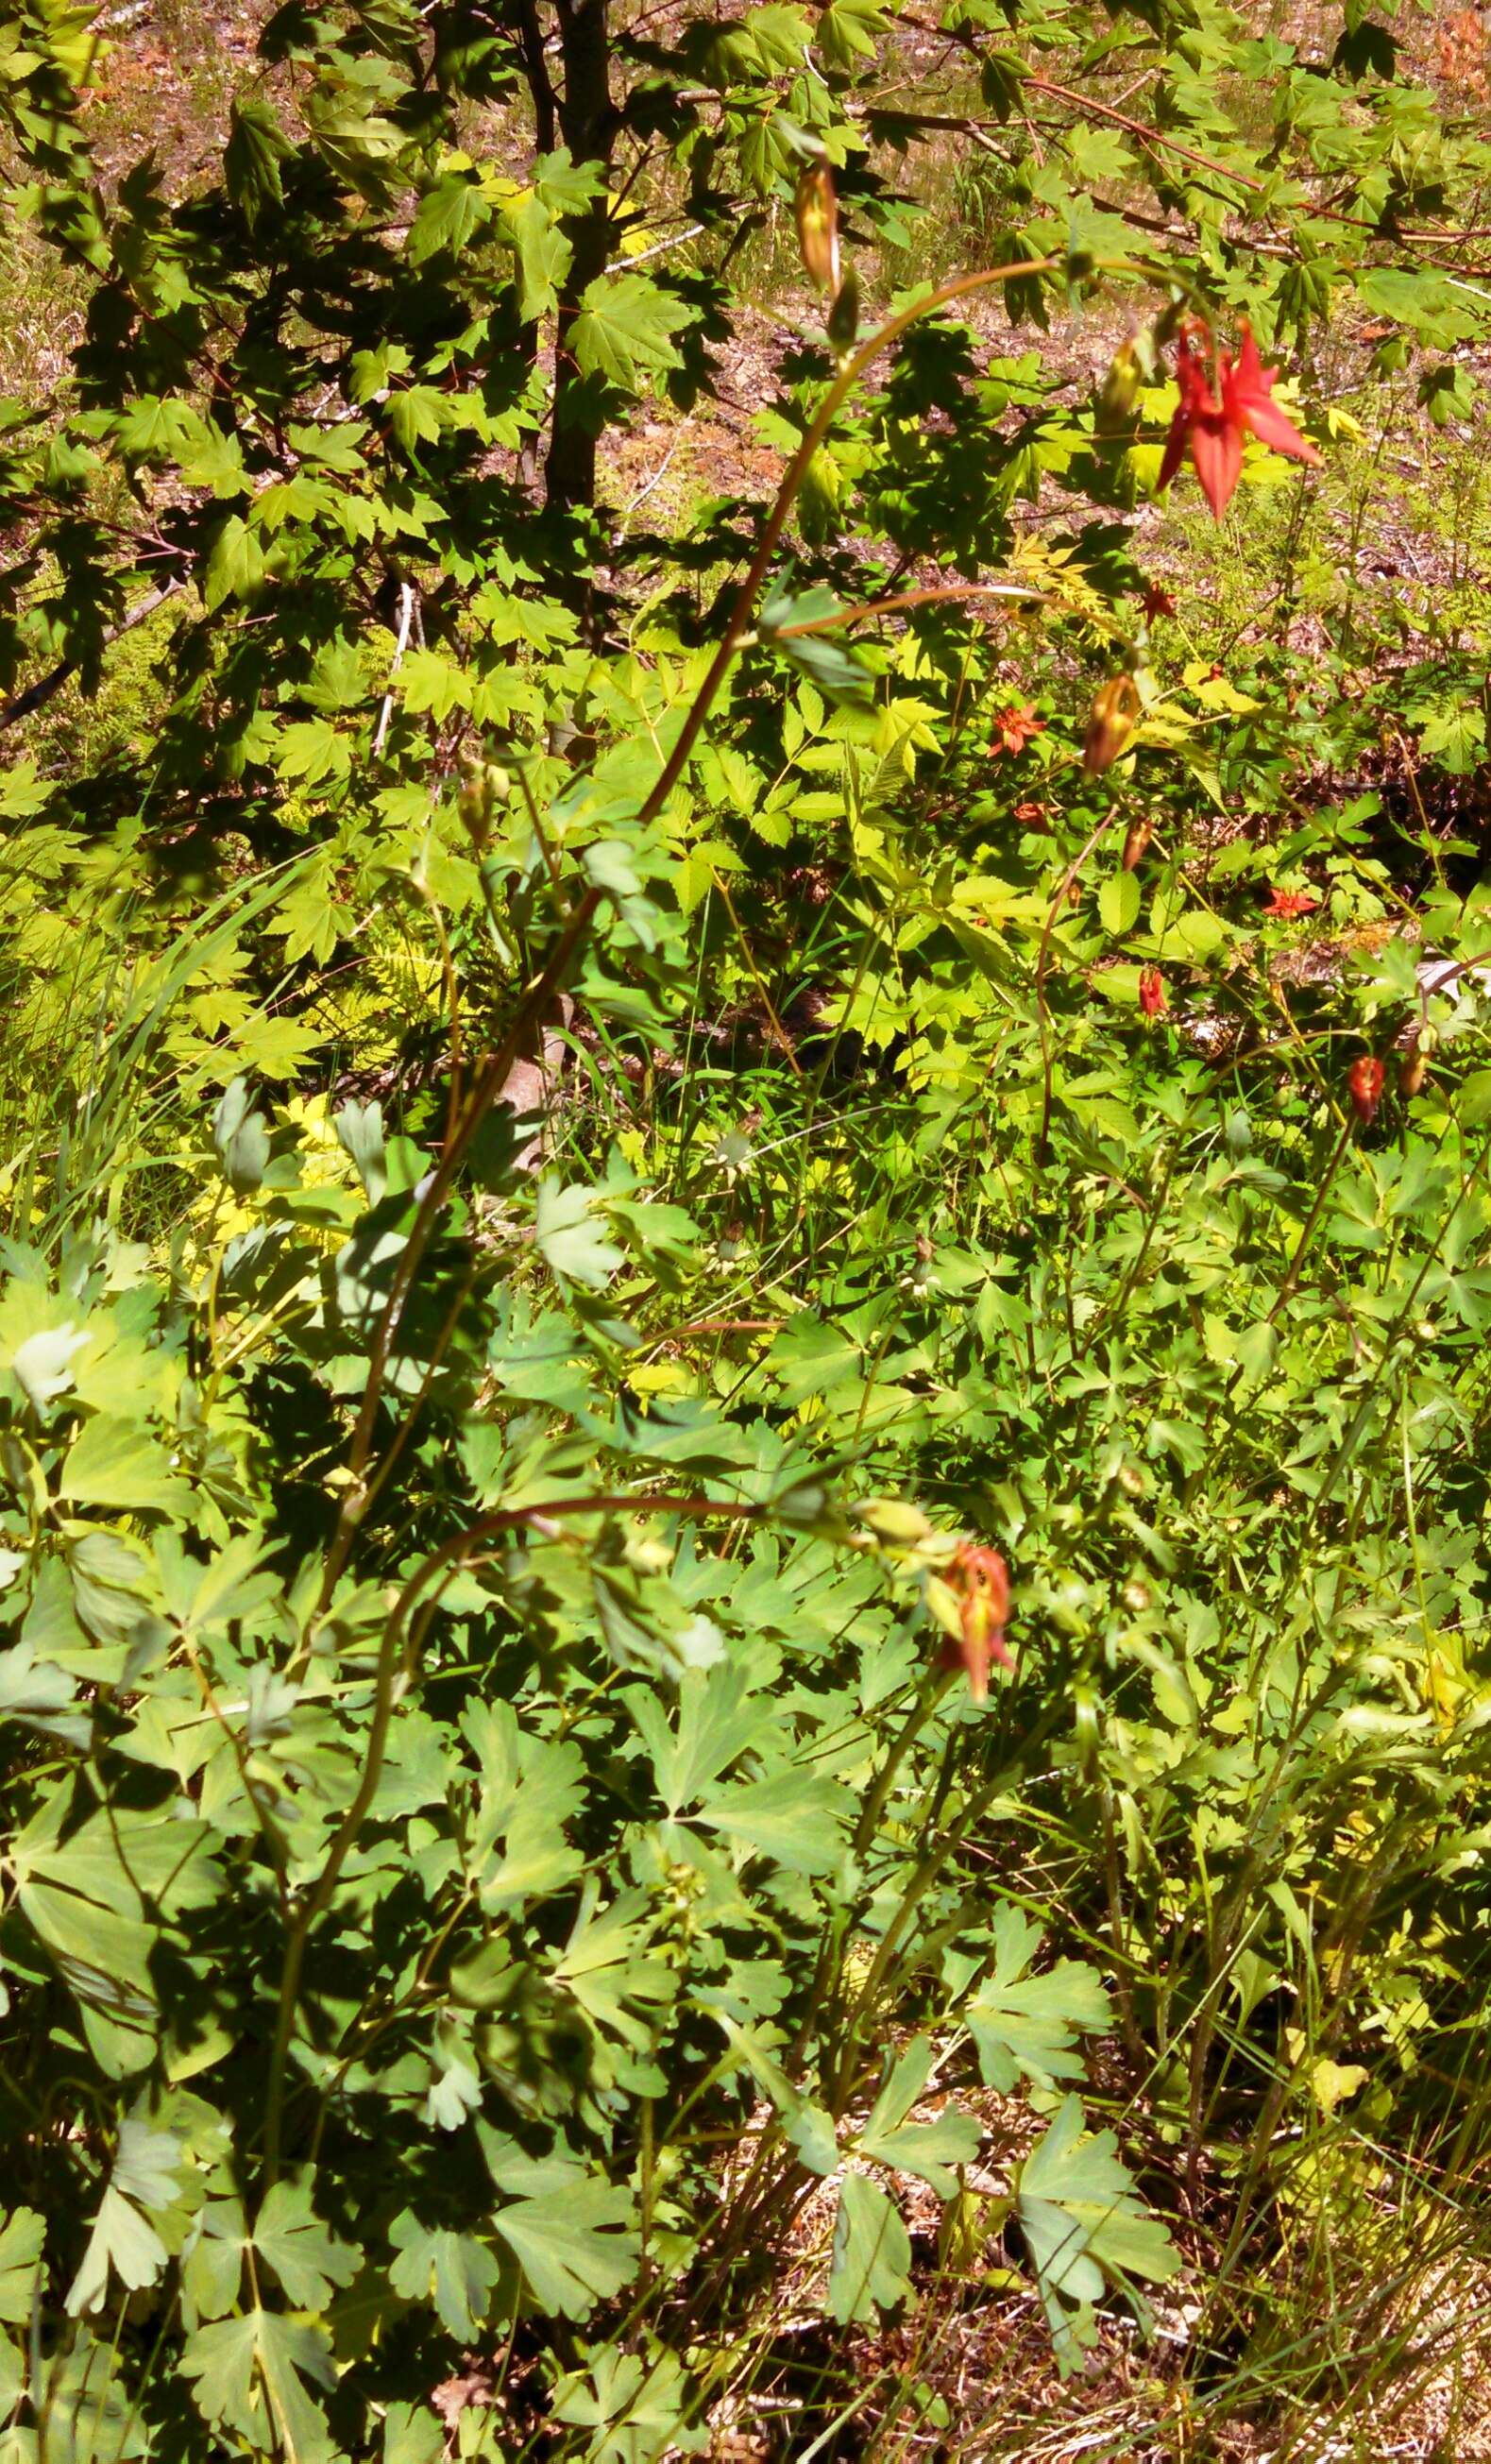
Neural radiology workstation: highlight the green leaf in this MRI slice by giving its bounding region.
[534,1181,624,1290]
[202,513,265,610]
[1417,701,1486,775]
[631,1661,763,1814]
[387,2217,499,2340]
[59,1415,188,1514]
[1098,868,1142,937]
[827,2172,911,2322]
[964,1908,1113,2093]
[758,580,873,701]
[11,1323,88,1408]
[491,2171,640,2318]
[569,271,690,390]
[0,2209,44,2324]
[551,2345,697,2460]
[500,188,570,319]
[212,1078,270,1196]
[856,2038,979,2195]
[66,2186,169,2315]
[225,97,291,228]
[253,2176,360,2310]
[1016,2096,1180,2374]
[110,2120,182,2212]
[694,1765,850,1874]
[180,2308,336,2462]
[1459,1068,1491,1128]
[408,171,491,263]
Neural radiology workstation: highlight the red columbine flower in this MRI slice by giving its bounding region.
[1262,886,1319,920]
[1141,582,1177,621]
[1348,1056,1385,1123]
[990,703,1045,757]
[1139,964,1167,1018]
[1159,320,1321,519]
[941,1543,1012,1701]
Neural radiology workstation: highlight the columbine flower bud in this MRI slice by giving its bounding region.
[826,264,859,354]
[1096,338,1147,432]
[1139,965,1167,1019]
[1399,1045,1428,1099]
[1082,674,1140,773]
[794,164,840,296]
[1123,816,1154,872]
[1348,1056,1385,1123]
[935,1542,1012,1701]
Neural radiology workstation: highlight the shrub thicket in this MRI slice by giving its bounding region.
[3,0,1491,2454]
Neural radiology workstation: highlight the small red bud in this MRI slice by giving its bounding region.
[1123,816,1154,872]
[1082,674,1140,774]
[941,1543,1013,1701]
[1139,964,1167,1018]
[1399,1047,1427,1100]
[794,164,841,296]
[1348,1056,1385,1123]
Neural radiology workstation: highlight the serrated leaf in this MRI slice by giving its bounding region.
[408,170,491,263]
[1417,701,1486,776]
[226,96,291,228]
[1098,868,1142,937]
[500,188,570,319]
[569,271,689,390]
[203,513,265,611]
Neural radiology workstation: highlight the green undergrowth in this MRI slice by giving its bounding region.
[2,0,1491,2456]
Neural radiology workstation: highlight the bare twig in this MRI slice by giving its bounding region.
[371,580,415,758]
[0,580,182,736]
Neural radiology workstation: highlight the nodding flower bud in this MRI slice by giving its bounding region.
[1123,816,1155,872]
[1083,674,1140,774]
[1138,964,1167,1019]
[1399,1045,1428,1100]
[940,1543,1012,1702]
[794,164,841,296]
[826,265,860,353]
[1096,338,1147,432]
[1348,1056,1386,1123]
